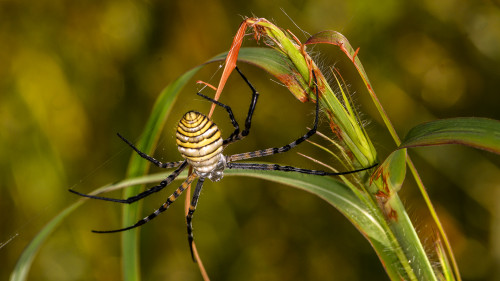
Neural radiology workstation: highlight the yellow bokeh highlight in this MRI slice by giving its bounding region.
[12,48,89,159]
[421,61,465,109]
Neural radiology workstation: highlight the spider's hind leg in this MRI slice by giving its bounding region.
[186,177,205,262]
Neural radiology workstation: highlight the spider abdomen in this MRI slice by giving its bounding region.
[176,111,224,176]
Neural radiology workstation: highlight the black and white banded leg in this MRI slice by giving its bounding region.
[186,177,205,261]
[228,71,320,163]
[91,173,198,233]
[117,133,185,169]
[227,162,378,176]
[69,160,189,203]
[198,66,260,146]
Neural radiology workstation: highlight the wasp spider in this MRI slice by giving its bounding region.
[70,67,376,260]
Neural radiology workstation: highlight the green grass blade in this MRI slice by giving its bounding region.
[223,168,407,280]
[10,62,209,281]
[227,169,383,239]
[120,66,203,281]
[399,117,500,281]
[305,31,401,146]
[8,175,157,281]
[302,30,450,280]
[9,202,84,281]
[436,236,456,281]
[229,45,423,280]
[119,48,299,280]
[401,117,500,154]
[117,48,274,279]
[372,149,407,194]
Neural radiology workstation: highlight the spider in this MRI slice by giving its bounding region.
[70,66,376,260]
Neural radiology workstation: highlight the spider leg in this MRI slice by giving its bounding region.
[186,177,205,262]
[197,66,260,146]
[228,66,260,143]
[91,173,198,233]
[69,160,188,204]
[227,162,378,176]
[228,71,319,162]
[196,92,241,143]
[117,133,185,169]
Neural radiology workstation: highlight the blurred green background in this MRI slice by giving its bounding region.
[2,0,500,280]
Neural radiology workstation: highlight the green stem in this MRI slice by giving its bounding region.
[407,158,461,281]
[121,66,203,281]
[387,195,438,281]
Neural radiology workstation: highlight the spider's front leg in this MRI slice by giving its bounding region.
[228,71,320,162]
[197,66,260,145]
[233,66,260,141]
[117,133,185,169]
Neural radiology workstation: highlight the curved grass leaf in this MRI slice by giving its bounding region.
[228,169,387,242]
[372,149,407,195]
[224,169,405,280]
[11,166,402,280]
[10,202,83,281]
[120,47,307,280]
[304,30,401,145]
[401,117,500,155]
[233,45,428,280]
[302,30,450,280]
[212,46,431,280]
[9,174,166,281]
[120,65,205,281]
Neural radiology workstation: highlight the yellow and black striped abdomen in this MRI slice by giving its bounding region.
[176,111,224,175]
